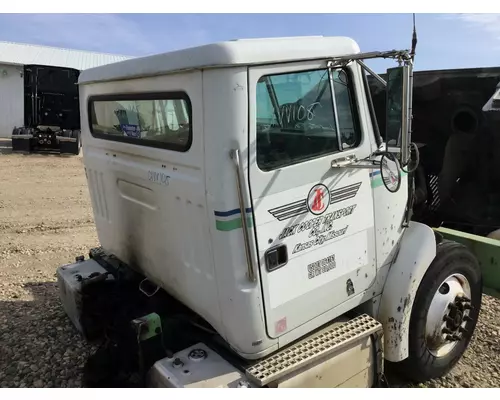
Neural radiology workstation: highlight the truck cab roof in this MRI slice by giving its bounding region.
[78,36,360,85]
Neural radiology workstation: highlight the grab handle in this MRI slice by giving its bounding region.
[230,149,257,283]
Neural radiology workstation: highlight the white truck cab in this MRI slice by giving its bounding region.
[57,36,483,388]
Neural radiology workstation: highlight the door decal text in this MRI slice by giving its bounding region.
[278,204,356,241]
[307,254,336,279]
[292,225,349,254]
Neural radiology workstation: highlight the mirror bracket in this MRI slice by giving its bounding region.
[401,65,411,165]
[327,48,414,172]
[330,151,402,194]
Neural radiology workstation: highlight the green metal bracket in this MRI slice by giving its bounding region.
[131,312,163,342]
[434,227,500,299]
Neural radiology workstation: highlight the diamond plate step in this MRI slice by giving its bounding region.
[245,314,382,386]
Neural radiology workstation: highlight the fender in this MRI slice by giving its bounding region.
[377,221,437,362]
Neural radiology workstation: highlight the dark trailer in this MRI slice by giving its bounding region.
[11,64,81,155]
[368,66,500,237]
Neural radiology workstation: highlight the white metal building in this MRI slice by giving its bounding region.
[0,41,133,137]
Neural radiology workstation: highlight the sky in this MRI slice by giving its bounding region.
[0,13,499,72]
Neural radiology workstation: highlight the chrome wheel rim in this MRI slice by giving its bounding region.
[425,273,473,358]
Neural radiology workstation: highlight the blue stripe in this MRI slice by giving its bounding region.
[369,170,381,178]
[214,208,252,217]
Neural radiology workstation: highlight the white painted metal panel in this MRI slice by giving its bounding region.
[0,63,23,137]
[79,36,360,84]
[79,71,226,353]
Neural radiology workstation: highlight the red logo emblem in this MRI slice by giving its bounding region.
[311,188,324,212]
[307,184,329,215]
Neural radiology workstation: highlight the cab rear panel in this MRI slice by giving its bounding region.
[80,71,226,346]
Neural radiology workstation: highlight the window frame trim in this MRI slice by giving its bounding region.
[87,91,193,153]
[254,65,363,172]
[334,66,363,151]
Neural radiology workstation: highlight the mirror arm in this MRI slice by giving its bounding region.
[357,60,387,87]
[361,66,383,148]
[331,50,411,63]
[327,59,387,87]
[340,162,379,170]
[331,154,380,170]
[400,65,411,165]
[327,67,343,152]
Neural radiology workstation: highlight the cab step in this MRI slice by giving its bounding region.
[245,314,383,387]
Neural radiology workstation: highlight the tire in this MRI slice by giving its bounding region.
[11,127,31,153]
[397,239,482,383]
[71,130,81,155]
[60,130,81,155]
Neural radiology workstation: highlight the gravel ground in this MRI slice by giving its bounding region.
[0,138,499,388]
[0,140,98,388]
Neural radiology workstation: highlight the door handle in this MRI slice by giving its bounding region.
[331,154,357,168]
[265,244,288,272]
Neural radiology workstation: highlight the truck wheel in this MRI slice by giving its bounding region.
[61,130,81,155]
[72,130,81,155]
[12,127,31,153]
[399,239,482,383]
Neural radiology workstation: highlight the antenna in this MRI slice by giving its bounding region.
[410,13,418,59]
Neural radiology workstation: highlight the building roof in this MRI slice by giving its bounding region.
[79,36,360,85]
[0,41,133,71]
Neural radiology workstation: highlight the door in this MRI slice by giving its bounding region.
[248,60,377,339]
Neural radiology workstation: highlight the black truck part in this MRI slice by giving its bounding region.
[57,248,248,388]
[11,64,81,155]
[368,66,500,237]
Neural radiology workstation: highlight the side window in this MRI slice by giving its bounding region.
[334,70,360,150]
[89,92,192,152]
[256,68,361,171]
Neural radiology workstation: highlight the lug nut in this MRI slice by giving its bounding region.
[459,326,468,334]
[451,334,461,341]
[442,327,453,335]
